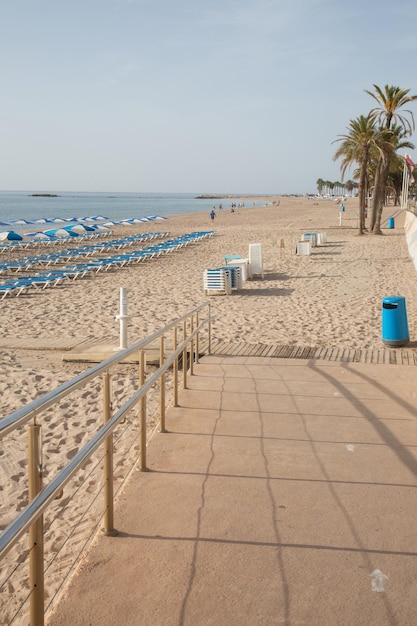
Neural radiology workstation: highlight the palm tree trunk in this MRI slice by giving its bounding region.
[370,159,383,230]
[373,156,392,234]
[358,151,369,234]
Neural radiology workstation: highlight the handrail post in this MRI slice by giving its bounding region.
[195,311,200,364]
[103,372,117,536]
[159,335,167,432]
[182,320,187,389]
[28,423,44,626]
[139,350,148,471]
[208,303,212,354]
[190,315,194,376]
[173,326,179,407]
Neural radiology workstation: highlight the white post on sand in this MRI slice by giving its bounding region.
[115,287,131,350]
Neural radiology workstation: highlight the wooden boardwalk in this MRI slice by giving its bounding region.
[206,339,417,366]
[2,336,417,366]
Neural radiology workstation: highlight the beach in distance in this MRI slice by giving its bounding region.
[1,194,417,621]
[1,194,415,368]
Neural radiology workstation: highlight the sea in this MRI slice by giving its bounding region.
[0,191,269,233]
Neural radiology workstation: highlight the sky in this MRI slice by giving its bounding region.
[1,0,417,194]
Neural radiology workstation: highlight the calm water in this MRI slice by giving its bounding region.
[0,191,266,232]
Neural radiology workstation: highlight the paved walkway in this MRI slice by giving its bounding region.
[48,355,417,626]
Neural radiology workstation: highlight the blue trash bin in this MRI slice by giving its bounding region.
[388,217,395,229]
[382,296,409,346]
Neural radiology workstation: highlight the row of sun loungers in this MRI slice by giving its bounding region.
[0,228,165,253]
[0,232,171,274]
[0,231,110,251]
[0,231,214,299]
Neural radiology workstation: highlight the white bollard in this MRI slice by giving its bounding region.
[114,287,131,350]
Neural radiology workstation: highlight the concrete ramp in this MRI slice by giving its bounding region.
[48,355,417,626]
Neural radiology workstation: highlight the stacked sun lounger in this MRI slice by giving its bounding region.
[203,264,243,295]
[218,266,243,290]
[204,269,232,295]
[296,231,327,255]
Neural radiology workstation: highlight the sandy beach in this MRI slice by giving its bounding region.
[1,195,417,622]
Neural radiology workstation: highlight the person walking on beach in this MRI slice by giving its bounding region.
[210,208,216,222]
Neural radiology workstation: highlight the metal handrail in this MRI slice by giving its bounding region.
[0,317,212,561]
[0,300,214,626]
[0,301,211,437]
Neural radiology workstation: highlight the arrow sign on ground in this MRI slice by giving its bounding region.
[370,569,388,592]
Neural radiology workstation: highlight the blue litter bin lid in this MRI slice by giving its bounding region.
[382,296,405,306]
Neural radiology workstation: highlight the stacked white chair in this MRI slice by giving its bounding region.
[296,241,311,256]
[248,243,264,278]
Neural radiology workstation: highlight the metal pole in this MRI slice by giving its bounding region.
[103,373,117,536]
[28,423,44,626]
[139,350,148,471]
[115,287,131,350]
[159,336,166,432]
[401,161,405,210]
[401,159,409,211]
[173,326,179,407]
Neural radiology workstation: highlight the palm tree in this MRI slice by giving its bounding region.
[365,84,417,233]
[316,178,324,195]
[345,180,355,196]
[333,115,386,234]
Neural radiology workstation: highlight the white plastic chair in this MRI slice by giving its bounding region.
[248,243,263,278]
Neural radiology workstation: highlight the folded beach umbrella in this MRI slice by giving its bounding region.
[9,219,34,225]
[44,228,78,238]
[24,231,55,240]
[0,230,23,240]
[64,224,95,233]
[92,225,110,232]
